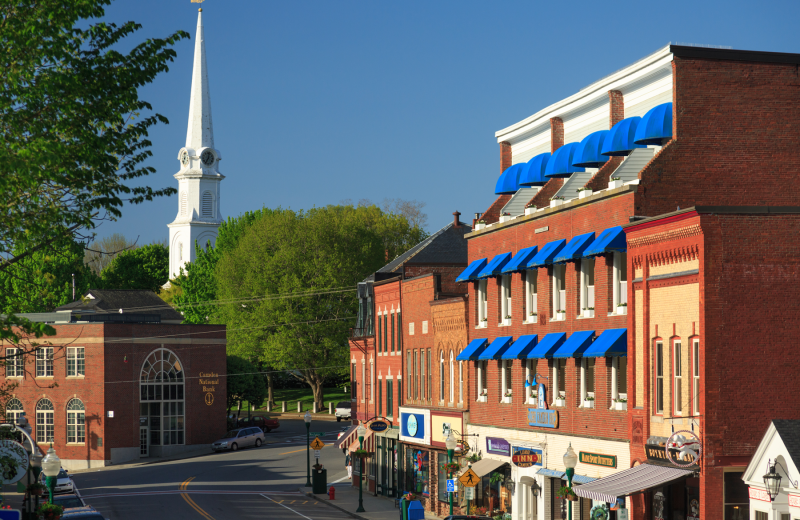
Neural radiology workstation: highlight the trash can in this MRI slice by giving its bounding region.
[408,500,424,520]
[312,468,327,494]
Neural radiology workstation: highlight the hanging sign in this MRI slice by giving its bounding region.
[511,447,542,468]
[0,440,29,484]
[527,408,558,429]
[369,420,388,433]
[666,431,701,468]
[579,451,617,469]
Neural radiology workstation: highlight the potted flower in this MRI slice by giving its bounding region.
[28,482,46,497]
[577,187,593,199]
[468,453,481,463]
[503,314,512,326]
[557,485,578,502]
[525,203,537,216]
[583,307,594,318]
[528,311,537,323]
[502,390,512,403]
[550,196,564,208]
[583,395,595,409]
[613,397,628,411]
[444,462,461,474]
[617,302,627,315]
[528,391,538,404]
[608,176,623,189]
[556,309,566,320]
[475,219,487,230]
[479,388,488,402]
[39,503,64,520]
[555,395,566,407]
[352,449,373,459]
[500,211,512,223]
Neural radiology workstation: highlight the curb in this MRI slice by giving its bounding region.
[299,488,369,520]
[261,412,342,422]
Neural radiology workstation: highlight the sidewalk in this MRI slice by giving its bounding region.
[300,483,439,520]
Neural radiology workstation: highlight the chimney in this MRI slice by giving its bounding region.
[453,211,461,227]
[500,141,512,173]
[550,117,564,153]
[609,90,624,128]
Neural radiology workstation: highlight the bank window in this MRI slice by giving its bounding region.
[421,350,426,400]
[139,348,185,446]
[391,312,395,353]
[36,347,53,378]
[580,258,595,317]
[655,341,664,414]
[67,347,85,377]
[693,339,700,415]
[500,275,511,323]
[724,471,749,519]
[36,399,54,443]
[386,379,393,418]
[449,351,455,403]
[477,279,488,327]
[427,349,432,399]
[525,270,537,322]
[552,264,566,320]
[674,340,683,415]
[5,348,23,378]
[383,314,388,353]
[66,398,85,444]
[5,398,23,426]
[414,351,419,399]
[613,252,628,310]
[458,359,464,403]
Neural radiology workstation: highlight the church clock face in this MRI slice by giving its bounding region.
[200,149,215,166]
[179,150,189,166]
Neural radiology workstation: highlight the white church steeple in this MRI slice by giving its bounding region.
[168,8,224,281]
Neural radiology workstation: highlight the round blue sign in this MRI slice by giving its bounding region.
[407,414,418,436]
[370,420,388,432]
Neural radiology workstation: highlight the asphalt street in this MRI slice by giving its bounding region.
[35,419,351,520]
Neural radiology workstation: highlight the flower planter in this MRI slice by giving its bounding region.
[31,489,44,497]
[557,312,566,321]
[617,305,627,315]
[502,396,512,404]
[525,207,535,216]
[550,199,563,208]
[499,215,512,223]
[583,400,595,409]
[566,494,578,502]
[475,223,486,230]
[614,401,627,411]
[583,309,594,318]
[608,179,623,189]
[526,315,538,324]
[578,190,592,199]
[478,395,488,403]
[555,398,566,407]
[501,318,511,326]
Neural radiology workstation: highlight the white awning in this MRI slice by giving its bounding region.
[458,458,506,479]
[574,463,694,503]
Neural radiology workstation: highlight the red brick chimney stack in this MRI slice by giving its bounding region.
[453,211,461,227]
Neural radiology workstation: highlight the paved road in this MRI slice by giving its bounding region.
[71,419,351,520]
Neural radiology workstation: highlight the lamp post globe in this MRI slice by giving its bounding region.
[445,431,457,516]
[563,443,578,520]
[41,445,61,504]
[356,423,367,513]
[304,411,312,487]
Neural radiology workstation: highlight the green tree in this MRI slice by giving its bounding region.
[226,355,266,415]
[100,243,169,292]
[0,236,100,314]
[216,204,426,409]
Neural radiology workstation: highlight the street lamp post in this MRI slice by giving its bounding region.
[356,424,367,513]
[12,414,42,520]
[563,443,578,520]
[304,411,312,488]
[41,445,61,505]
[445,431,457,517]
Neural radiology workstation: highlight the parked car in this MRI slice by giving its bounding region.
[443,516,492,520]
[52,493,86,509]
[335,401,351,422]
[237,415,280,433]
[39,468,74,495]
[60,506,107,519]
[211,427,265,452]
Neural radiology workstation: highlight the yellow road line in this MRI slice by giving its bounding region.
[280,445,326,455]
[180,476,215,520]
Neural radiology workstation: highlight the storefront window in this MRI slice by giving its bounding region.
[481,465,511,515]
[405,448,429,496]
[438,454,460,502]
[724,471,749,520]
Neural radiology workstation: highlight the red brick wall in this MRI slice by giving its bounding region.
[550,117,564,153]
[373,280,403,421]
[481,194,513,225]
[404,265,468,296]
[401,275,437,406]
[500,141,512,173]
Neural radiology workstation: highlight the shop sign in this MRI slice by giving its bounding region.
[486,437,510,456]
[369,420,388,432]
[666,431,702,468]
[789,494,800,507]
[645,443,669,463]
[527,408,558,429]
[749,487,771,502]
[511,446,542,468]
[579,451,617,469]
[0,440,29,484]
[401,412,425,440]
[200,372,219,406]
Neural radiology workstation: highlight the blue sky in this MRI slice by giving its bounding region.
[97,0,800,244]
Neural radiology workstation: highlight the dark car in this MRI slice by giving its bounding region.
[52,493,86,509]
[237,415,280,433]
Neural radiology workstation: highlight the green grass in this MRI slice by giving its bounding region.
[244,387,350,413]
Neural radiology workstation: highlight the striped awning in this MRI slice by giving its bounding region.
[334,424,358,450]
[348,428,375,453]
[573,463,694,503]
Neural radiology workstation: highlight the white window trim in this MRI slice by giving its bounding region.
[477,361,487,402]
[458,360,463,403]
[67,346,85,378]
[525,360,535,404]
[5,348,23,378]
[439,352,445,402]
[551,265,565,321]
[35,347,54,378]
[611,357,629,403]
[477,280,488,328]
[693,339,700,416]
[674,341,683,416]
[552,360,566,405]
[449,351,454,403]
[499,275,511,326]
[613,252,628,312]
[580,258,595,318]
[525,271,538,323]
[655,341,664,414]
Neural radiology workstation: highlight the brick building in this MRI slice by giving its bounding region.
[340,215,470,499]
[457,44,800,520]
[4,290,227,469]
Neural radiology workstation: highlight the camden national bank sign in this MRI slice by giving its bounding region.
[200,372,220,406]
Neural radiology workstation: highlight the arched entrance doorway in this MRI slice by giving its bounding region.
[139,348,185,457]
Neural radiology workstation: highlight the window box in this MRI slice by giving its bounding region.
[526,314,538,324]
[475,222,486,230]
[578,189,592,199]
[617,304,627,315]
[583,308,594,318]
[477,322,487,329]
[499,215,512,223]
[583,399,595,409]
[550,199,563,208]
[556,310,566,321]
[608,179,623,189]
[525,207,535,216]
[502,396,512,404]
[477,395,488,403]
[501,317,511,327]
[555,398,566,407]
[614,401,627,411]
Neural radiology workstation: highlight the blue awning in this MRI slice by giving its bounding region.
[501,246,538,274]
[583,226,626,257]
[601,117,645,157]
[544,142,585,178]
[495,163,525,195]
[527,239,567,268]
[501,335,538,359]
[528,332,567,359]
[456,258,488,282]
[456,338,489,361]
[519,153,551,186]
[581,329,627,357]
[552,330,595,358]
[572,130,610,168]
[478,336,514,360]
[478,252,513,278]
[553,232,596,263]
[634,102,672,145]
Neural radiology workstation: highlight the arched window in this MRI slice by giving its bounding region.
[67,399,85,444]
[140,348,185,446]
[439,351,445,401]
[5,398,23,426]
[36,399,54,443]
[449,351,454,403]
[180,192,188,216]
[201,191,214,217]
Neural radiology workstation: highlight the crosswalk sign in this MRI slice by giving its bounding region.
[446,479,456,493]
[458,467,480,487]
[310,436,325,450]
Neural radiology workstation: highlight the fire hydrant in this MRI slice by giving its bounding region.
[328,486,335,500]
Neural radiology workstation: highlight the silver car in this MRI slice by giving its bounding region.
[212,427,264,452]
[39,468,74,495]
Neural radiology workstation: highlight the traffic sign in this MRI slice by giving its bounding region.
[446,479,456,493]
[314,450,321,458]
[310,436,325,450]
[464,487,474,500]
[458,467,480,487]
[0,510,21,520]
